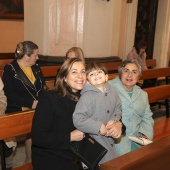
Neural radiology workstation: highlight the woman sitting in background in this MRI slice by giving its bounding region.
[66,47,85,63]
[109,60,154,156]
[2,41,46,165]
[127,40,148,71]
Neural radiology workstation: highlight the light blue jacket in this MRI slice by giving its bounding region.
[109,77,154,156]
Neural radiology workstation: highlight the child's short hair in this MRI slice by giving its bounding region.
[86,62,108,75]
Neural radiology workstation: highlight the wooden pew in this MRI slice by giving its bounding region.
[45,64,165,89]
[108,67,170,83]
[46,79,55,89]
[153,118,170,140]
[145,59,156,68]
[143,85,170,117]
[0,59,156,78]
[0,65,61,78]
[100,135,170,170]
[0,110,34,170]
[100,85,170,169]
[0,84,169,170]
[40,65,61,78]
[100,61,122,73]
[100,59,156,73]
[0,69,3,77]
[143,85,170,147]
[0,59,13,67]
[140,67,170,83]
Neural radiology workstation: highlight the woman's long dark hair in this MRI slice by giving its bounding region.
[54,58,85,101]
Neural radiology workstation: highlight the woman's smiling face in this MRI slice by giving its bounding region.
[65,61,86,92]
[121,63,140,90]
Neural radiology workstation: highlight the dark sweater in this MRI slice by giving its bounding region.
[31,90,79,170]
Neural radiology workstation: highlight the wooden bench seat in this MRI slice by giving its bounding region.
[153,118,170,140]
[100,135,170,170]
[0,110,34,170]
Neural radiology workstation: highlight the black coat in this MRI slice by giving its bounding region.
[31,91,79,170]
[2,59,45,113]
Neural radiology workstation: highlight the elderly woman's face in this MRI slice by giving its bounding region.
[121,63,140,91]
[65,61,86,92]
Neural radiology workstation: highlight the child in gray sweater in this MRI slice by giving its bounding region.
[73,62,122,165]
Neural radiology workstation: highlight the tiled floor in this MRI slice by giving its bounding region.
[13,143,26,168]
[0,104,167,169]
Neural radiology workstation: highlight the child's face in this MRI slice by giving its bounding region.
[87,70,108,88]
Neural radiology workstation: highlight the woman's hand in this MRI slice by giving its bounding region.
[32,100,38,109]
[70,129,84,142]
[106,121,122,138]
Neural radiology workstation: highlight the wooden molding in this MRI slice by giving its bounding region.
[127,0,133,3]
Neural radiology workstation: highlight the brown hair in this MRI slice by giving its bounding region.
[86,62,108,76]
[15,41,38,59]
[54,58,85,101]
[66,47,85,63]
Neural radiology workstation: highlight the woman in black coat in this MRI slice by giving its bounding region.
[31,58,86,170]
[2,41,46,166]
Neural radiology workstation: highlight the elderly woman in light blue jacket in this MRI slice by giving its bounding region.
[109,59,154,156]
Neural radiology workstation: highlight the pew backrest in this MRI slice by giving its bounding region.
[108,67,170,82]
[100,59,156,73]
[0,59,156,79]
[46,80,55,89]
[0,59,13,67]
[140,67,170,81]
[0,110,34,170]
[100,61,121,72]
[41,65,61,78]
[0,110,34,139]
[146,59,156,68]
[143,85,170,103]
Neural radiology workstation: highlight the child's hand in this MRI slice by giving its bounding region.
[106,120,115,127]
[100,123,107,136]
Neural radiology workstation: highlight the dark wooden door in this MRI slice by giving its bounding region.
[135,0,159,59]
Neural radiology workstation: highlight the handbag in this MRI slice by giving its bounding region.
[70,134,107,170]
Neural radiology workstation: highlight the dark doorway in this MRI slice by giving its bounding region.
[135,0,159,59]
